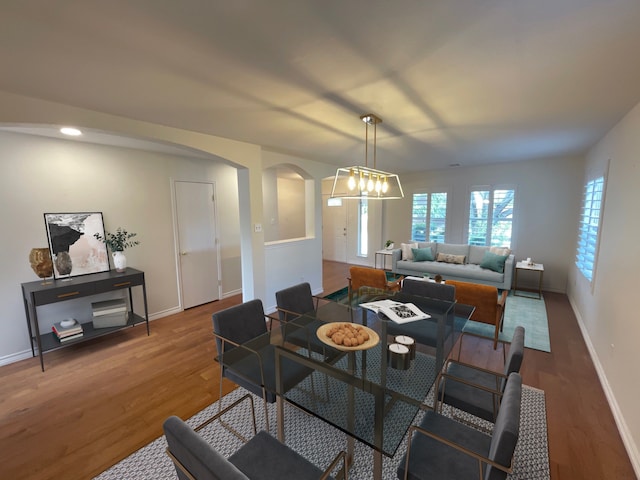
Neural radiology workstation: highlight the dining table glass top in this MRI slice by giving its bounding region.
[271,292,475,458]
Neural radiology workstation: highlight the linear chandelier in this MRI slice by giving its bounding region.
[330,113,404,199]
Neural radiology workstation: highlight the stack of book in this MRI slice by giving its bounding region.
[92,299,128,328]
[52,320,83,342]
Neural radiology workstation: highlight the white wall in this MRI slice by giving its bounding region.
[261,151,332,311]
[277,176,306,240]
[567,101,640,475]
[382,157,584,292]
[0,130,241,365]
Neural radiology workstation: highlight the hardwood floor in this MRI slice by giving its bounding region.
[0,260,635,479]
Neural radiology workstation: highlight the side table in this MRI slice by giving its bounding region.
[514,261,544,299]
[374,249,394,270]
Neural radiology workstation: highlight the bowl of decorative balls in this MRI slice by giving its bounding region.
[316,322,380,351]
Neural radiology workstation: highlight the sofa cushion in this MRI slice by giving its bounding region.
[468,245,490,265]
[401,242,418,260]
[480,251,509,273]
[396,260,505,283]
[490,246,512,257]
[412,247,434,262]
[417,241,437,251]
[436,243,470,261]
[436,252,466,264]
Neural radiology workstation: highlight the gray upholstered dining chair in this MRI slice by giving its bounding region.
[385,283,458,349]
[397,372,522,480]
[400,277,456,301]
[212,299,313,432]
[435,326,525,424]
[275,282,342,363]
[163,393,347,480]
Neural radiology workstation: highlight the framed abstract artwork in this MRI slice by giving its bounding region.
[44,212,110,279]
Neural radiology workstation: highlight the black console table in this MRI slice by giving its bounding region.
[21,268,149,371]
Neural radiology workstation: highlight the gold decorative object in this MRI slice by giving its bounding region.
[29,248,54,285]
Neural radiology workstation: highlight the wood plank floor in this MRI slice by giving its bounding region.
[0,260,635,479]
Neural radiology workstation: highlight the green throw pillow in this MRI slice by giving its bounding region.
[480,251,508,273]
[411,247,434,262]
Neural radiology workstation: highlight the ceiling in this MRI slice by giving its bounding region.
[2,0,640,173]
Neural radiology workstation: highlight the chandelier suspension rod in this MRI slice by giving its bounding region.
[364,119,369,168]
[373,119,377,170]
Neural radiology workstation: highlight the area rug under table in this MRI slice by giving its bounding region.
[95,385,550,480]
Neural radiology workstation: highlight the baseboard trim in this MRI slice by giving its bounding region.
[0,350,34,367]
[148,306,182,321]
[568,296,640,478]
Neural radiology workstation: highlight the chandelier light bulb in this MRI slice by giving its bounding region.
[359,171,365,190]
[375,175,382,193]
[367,172,374,191]
[347,169,356,190]
[382,176,389,193]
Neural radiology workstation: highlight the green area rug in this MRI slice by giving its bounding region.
[463,292,550,352]
[324,287,551,352]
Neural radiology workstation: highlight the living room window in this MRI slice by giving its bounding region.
[411,192,447,242]
[576,176,605,282]
[468,187,514,247]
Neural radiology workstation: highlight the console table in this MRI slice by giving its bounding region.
[21,268,149,371]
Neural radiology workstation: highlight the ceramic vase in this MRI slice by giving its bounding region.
[113,251,127,272]
[54,251,73,277]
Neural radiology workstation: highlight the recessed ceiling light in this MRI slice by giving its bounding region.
[60,127,82,136]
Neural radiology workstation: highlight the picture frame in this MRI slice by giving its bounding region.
[44,212,110,279]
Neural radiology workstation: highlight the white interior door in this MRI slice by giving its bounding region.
[322,200,347,262]
[175,181,220,308]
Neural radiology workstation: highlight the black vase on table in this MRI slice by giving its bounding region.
[55,251,73,277]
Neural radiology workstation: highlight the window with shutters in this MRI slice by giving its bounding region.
[410,192,448,242]
[576,176,605,282]
[468,187,515,247]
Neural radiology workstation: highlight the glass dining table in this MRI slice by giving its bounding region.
[272,292,475,480]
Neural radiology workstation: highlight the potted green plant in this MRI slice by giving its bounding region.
[94,227,140,272]
[385,239,394,250]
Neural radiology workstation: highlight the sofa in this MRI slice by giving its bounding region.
[391,242,514,290]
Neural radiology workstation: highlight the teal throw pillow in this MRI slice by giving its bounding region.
[411,247,434,262]
[480,251,508,273]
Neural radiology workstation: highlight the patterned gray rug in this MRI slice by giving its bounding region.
[95,384,550,479]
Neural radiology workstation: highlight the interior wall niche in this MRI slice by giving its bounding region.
[263,164,312,242]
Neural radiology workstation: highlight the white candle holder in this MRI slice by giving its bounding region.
[395,335,415,360]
